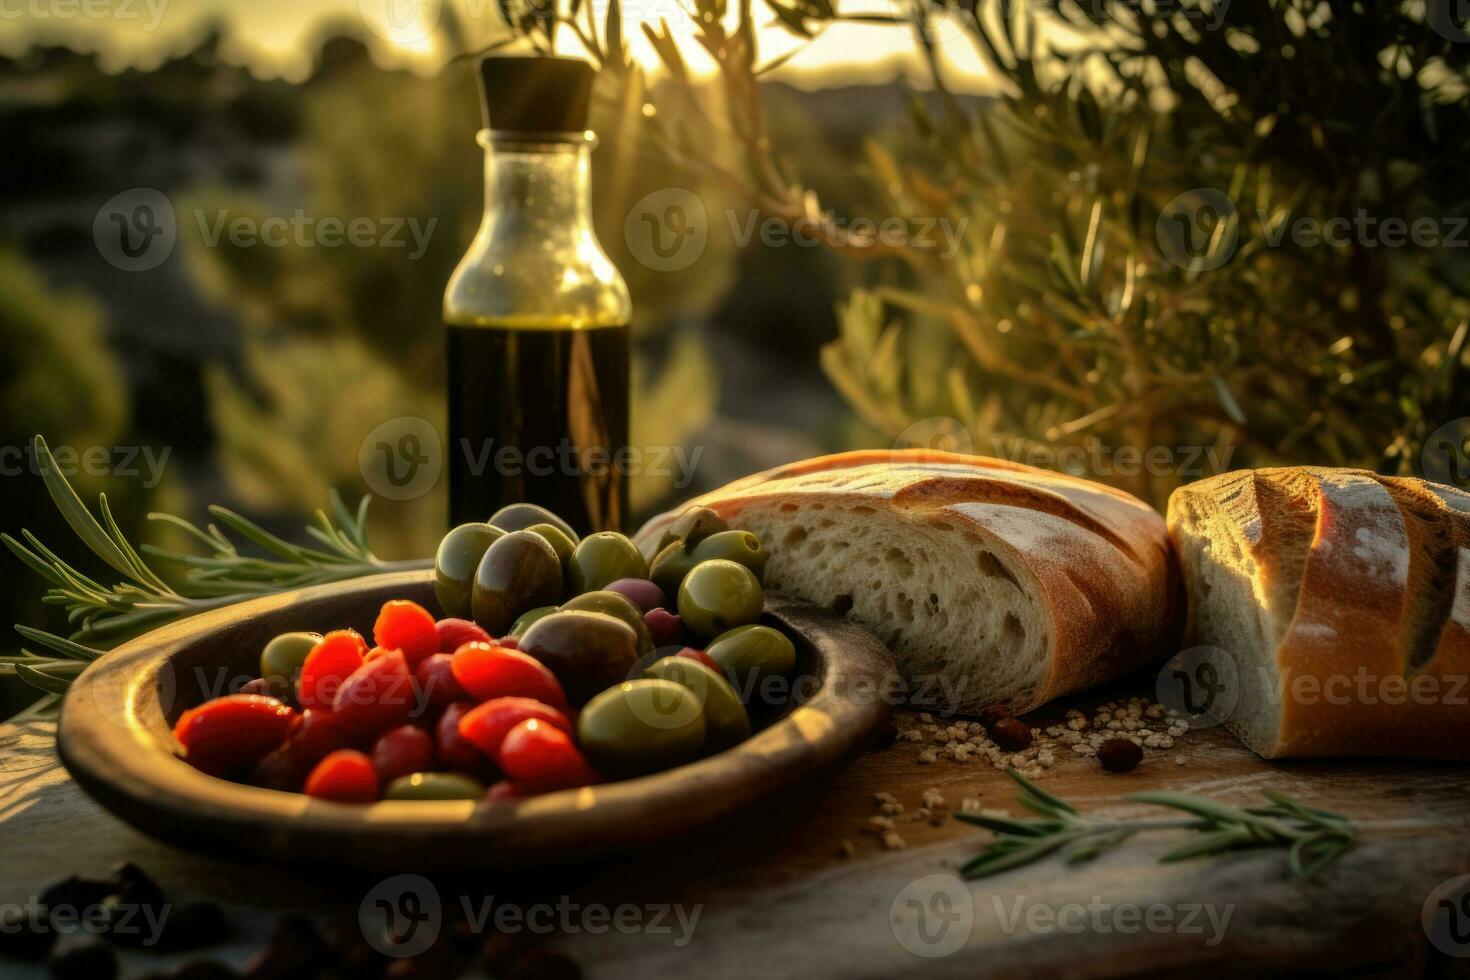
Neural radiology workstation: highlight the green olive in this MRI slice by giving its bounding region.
[525,522,576,568]
[677,560,764,639]
[649,540,699,597]
[487,503,580,544]
[259,631,322,685]
[435,523,505,619]
[691,530,769,583]
[471,530,564,637]
[706,624,797,694]
[644,656,750,752]
[509,605,559,637]
[577,679,707,776]
[560,591,655,654]
[656,505,729,554]
[384,772,486,801]
[519,610,640,706]
[568,532,648,595]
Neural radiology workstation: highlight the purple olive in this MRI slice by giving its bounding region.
[604,578,667,613]
[644,607,686,647]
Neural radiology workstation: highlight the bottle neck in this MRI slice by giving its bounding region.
[445,129,630,329]
[479,131,594,235]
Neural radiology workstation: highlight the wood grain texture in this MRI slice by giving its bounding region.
[5,670,1470,976]
[54,571,896,872]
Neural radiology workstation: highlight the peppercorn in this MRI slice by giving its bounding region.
[978,704,1013,730]
[990,717,1032,751]
[1098,737,1143,773]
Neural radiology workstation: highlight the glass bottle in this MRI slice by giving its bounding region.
[444,57,631,534]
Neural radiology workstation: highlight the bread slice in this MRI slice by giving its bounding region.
[1168,467,1470,759]
[635,450,1183,714]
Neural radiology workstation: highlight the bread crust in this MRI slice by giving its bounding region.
[1168,467,1470,760]
[636,450,1184,713]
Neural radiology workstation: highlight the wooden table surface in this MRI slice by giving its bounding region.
[4,679,1470,979]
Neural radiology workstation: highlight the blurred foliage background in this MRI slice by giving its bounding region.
[1,1,1467,713]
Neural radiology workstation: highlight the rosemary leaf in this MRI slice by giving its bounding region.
[961,771,1358,879]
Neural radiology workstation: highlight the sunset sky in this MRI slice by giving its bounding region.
[0,0,998,87]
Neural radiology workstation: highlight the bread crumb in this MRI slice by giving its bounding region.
[881,831,907,851]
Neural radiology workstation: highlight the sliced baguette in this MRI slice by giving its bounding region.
[635,450,1183,714]
[1168,467,1470,759]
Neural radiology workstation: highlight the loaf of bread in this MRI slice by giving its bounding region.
[635,450,1184,715]
[1167,467,1470,759]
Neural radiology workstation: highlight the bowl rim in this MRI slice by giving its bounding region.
[57,570,896,870]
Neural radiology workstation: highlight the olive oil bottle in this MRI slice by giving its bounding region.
[445,57,632,534]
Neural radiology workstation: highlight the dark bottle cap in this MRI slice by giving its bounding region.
[477,56,596,134]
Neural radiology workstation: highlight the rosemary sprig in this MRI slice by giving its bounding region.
[1,435,429,697]
[956,770,1357,879]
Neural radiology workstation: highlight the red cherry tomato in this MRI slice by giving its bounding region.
[450,642,568,711]
[250,708,345,792]
[496,636,520,650]
[371,724,436,786]
[415,653,468,715]
[304,749,379,803]
[458,697,572,764]
[436,701,491,776]
[436,618,492,653]
[297,630,367,709]
[173,694,299,777]
[331,649,415,740]
[497,719,598,793]
[676,647,723,674]
[373,600,440,667]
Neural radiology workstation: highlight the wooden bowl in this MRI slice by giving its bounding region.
[57,571,897,871]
